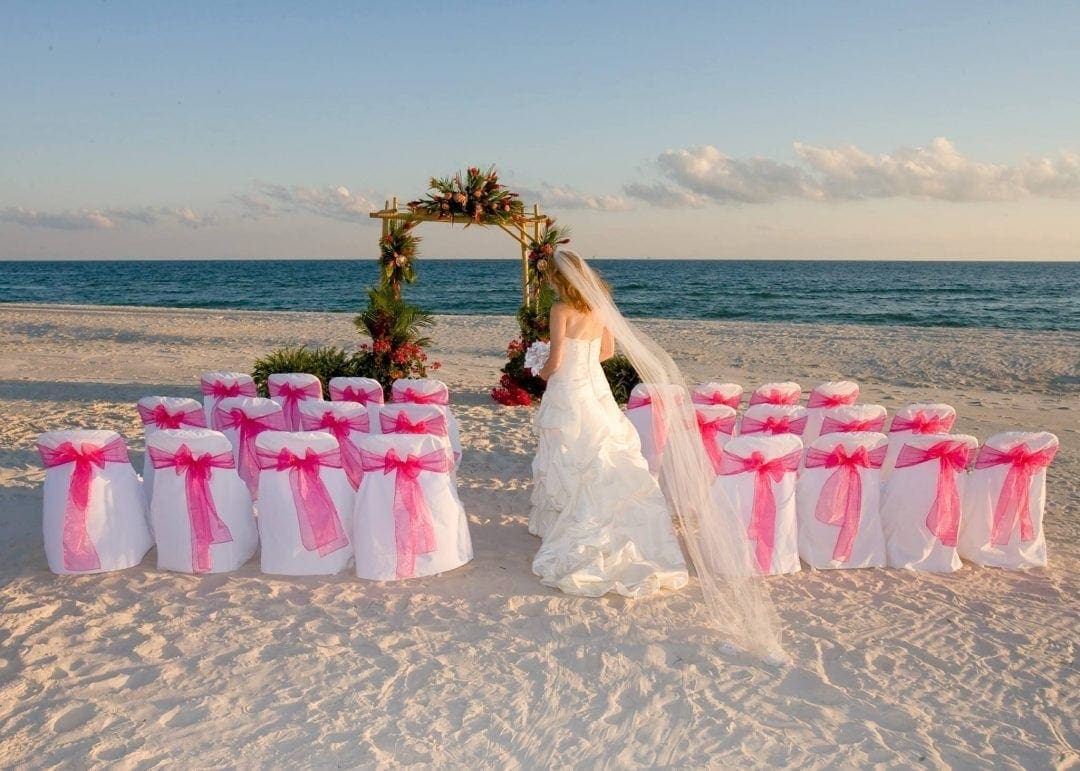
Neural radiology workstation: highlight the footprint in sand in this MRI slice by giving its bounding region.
[52,703,95,733]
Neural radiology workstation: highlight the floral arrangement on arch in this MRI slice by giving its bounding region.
[408,165,524,225]
[526,218,572,305]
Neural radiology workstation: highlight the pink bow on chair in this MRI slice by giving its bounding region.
[804,444,886,562]
[974,443,1057,546]
[148,444,235,572]
[740,414,807,436]
[330,383,383,405]
[895,440,972,547]
[213,407,287,497]
[819,414,886,436]
[269,380,322,430]
[38,437,131,571]
[806,390,858,409]
[256,446,349,556]
[137,402,207,430]
[749,387,800,407]
[720,448,801,574]
[300,410,370,489]
[692,390,741,409]
[890,410,954,434]
[200,378,256,400]
[359,446,454,578]
[393,386,449,406]
[379,410,448,437]
[696,412,737,474]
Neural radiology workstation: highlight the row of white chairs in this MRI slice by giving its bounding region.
[626,381,1058,573]
[38,372,473,577]
[38,427,473,578]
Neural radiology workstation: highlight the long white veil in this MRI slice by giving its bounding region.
[553,249,786,663]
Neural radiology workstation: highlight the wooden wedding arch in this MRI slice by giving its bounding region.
[369,196,550,307]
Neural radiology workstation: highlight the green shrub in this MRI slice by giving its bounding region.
[251,346,378,398]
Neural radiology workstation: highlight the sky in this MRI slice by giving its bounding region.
[2,1,1078,261]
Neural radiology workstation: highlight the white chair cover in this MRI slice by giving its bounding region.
[959,431,1058,569]
[796,432,888,569]
[137,396,207,501]
[391,378,461,463]
[200,371,256,428]
[329,376,384,432]
[803,380,860,445]
[817,404,888,437]
[146,429,257,574]
[625,383,689,475]
[691,382,743,409]
[881,433,978,572]
[267,372,323,431]
[214,396,287,500]
[298,399,370,489]
[739,404,808,438]
[695,405,737,476]
[378,403,461,467]
[255,431,354,575]
[38,429,152,574]
[880,403,956,482]
[353,433,473,581]
[716,433,803,576]
[748,381,801,407]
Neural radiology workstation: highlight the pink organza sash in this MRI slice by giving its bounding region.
[804,444,887,562]
[379,410,449,437]
[268,379,322,430]
[696,412,737,474]
[819,414,886,436]
[806,390,858,409]
[149,444,234,572]
[213,406,287,496]
[256,446,349,556]
[627,392,669,459]
[330,383,383,405]
[393,386,449,406]
[749,387,799,407]
[200,378,256,400]
[720,448,802,574]
[692,390,741,409]
[38,437,131,571]
[890,410,954,434]
[300,410,370,490]
[359,447,454,578]
[740,414,807,436]
[137,402,207,430]
[895,440,973,547]
[974,443,1057,546]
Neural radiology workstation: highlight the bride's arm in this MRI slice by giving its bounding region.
[537,303,567,380]
[599,326,614,362]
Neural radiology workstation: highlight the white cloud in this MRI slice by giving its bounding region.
[520,184,634,212]
[237,182,380,222]
[0,205,216,230]
[628,138,1080,206]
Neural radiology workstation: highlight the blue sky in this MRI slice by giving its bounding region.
[2,1,1078,259]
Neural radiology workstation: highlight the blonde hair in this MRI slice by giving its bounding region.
[539,250,611,313]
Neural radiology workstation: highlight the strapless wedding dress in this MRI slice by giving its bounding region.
[530,336,689,597]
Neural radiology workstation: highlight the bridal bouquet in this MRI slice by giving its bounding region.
[524,340,550,376]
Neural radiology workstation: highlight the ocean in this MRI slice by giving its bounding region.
[1,259,1077,331]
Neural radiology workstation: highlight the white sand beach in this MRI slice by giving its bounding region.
[0,302,1077,768]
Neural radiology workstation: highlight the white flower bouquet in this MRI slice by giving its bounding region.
[524,340,551,376]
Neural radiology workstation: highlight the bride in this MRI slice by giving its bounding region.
[528,249,786,662]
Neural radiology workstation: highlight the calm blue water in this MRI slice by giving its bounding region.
[1,259,1078,331]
